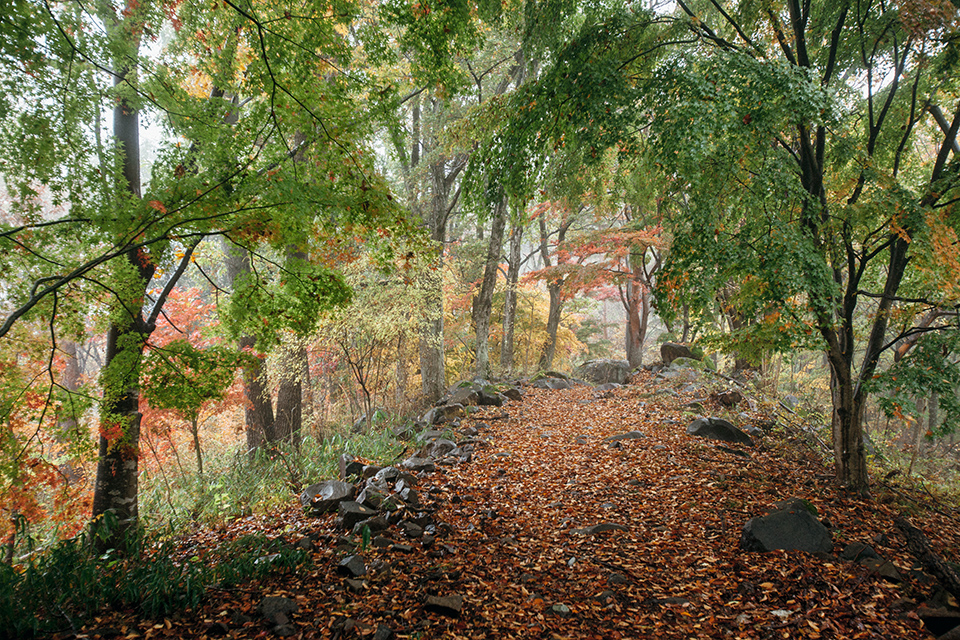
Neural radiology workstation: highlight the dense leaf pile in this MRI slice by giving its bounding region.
[75,373,958,639]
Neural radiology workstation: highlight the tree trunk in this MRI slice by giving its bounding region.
[395,335,408,408]
[419,157,457,401]
[301,349,316,438]
[907,396,926,478]
[91,29,150,548]
[539,282,563,370]
[419,271,446,401]
[473,197,507,379]
[828,353,870,494]
[190,416,203,475]
[500,221,523,374]
[57,340,82,484]
[624,280,649,368]
[536,214,571,372]
[223,239,275,453]
[273,246,307,448]
[273,344,305,447]
[92,310,149,549]
[928,390,939,436]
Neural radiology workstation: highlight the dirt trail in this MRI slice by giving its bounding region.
[93,372,957,639]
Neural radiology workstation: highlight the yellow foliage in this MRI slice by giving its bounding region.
[923,210,960,303]
[442,273,587,379]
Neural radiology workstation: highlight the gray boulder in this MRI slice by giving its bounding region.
[373,466,400,483]
[422,403,465,425]
[425,594,463,617]
[419,438,458,459]
[686,417,753,447]
[740,500,833,554]
[415,429,444,443]
[337,554,367,577]
[447,386,480,406]
[259,595,298,626]
[502,387,523,401]
[661,342,700,364]
[781,395,800,411]
[339,454,364,481]
[840,541,880,562]
[575,359,632,385]
[390,424,417,440]
[594,382,622,393]
[401,456,436,472]
[670,357,704,370]
[356,486,392,510]
[477,388,506,406]
[532,377,574,390]
[337,501,377,530]
[301,480,356,514]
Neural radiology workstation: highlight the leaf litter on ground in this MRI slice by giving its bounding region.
[75,370,960,639]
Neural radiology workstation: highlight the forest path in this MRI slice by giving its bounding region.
[107,373,953,639]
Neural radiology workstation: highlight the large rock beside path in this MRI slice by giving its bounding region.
[574,359,632,386]
[421,404,465,425]
[440,380,519,408]
[740,499,833,554]
[532,377,575,390]
[686,417,753,447]
[661,342,700,364]
[301,480,356,514]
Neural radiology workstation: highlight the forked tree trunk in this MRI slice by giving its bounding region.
[536,214,571,372]
[624,280,650,368]
[827,353,870,494]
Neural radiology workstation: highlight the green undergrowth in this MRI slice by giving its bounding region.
[1,428,408,638]
[0,521,308,639]
[139,429,407,531]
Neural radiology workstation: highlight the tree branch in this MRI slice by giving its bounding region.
[145,238,203,330]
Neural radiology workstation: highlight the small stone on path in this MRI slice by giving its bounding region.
[425,594,463,617]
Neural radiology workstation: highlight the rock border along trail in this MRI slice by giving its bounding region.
[85,371,958,639]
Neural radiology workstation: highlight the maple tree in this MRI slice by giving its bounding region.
[643,0,960,494]
[0,322,93,557]
[138,287,243,476]
[312,251,432,429]
[0,0,404,547]
[470,0,960,494]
